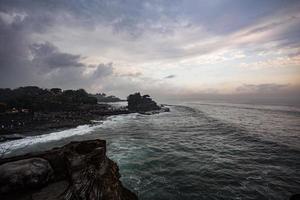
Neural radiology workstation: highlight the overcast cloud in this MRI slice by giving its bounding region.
[0,0,299,104]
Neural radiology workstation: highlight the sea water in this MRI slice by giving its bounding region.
[1,102,300,199]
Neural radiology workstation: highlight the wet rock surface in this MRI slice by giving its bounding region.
[0,139,138,200]
[0,158,53,194]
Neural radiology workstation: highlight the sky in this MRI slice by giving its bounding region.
[0,0,300,104]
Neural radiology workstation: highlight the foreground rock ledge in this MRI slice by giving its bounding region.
[0,140,138,200]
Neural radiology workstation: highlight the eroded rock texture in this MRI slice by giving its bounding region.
[0,140,138,200]
[0,158,53,194]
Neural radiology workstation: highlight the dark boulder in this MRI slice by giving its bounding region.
[0,158,53,194]
[0,139,138,200]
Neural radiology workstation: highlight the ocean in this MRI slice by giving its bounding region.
[1,102,300,199]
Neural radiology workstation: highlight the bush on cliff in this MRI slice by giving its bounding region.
[92,93,123,102]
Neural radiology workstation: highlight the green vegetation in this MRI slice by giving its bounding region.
[92,93,123,102]
[0,86,97,112]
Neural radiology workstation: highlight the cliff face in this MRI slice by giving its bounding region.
[0,140,138,200]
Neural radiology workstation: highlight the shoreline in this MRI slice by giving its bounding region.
[0,103,170,143]
[0,106,170,158]
[0,102,131,142]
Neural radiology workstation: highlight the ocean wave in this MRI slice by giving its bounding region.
[0,124,101,156]
[101,113,139,128]
[0,112,140,157]
[187,102,300,114]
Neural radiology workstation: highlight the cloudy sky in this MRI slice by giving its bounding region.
[0,0,300,103]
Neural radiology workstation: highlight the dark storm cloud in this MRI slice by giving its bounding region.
[0,0,180,36]
[116,72,142,78]
[3,0,298,36]
[0,0,172,88]
[0,10,113,88]
[0,0,300,97]
[164,75,176,79]
[89,63,114,79]
[30,42,84,70]
[42,62,113,90]
[0,11,33,87]
[0,1,115,88]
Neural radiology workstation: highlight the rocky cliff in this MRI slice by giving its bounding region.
[0,140,138,200]
[127,93,161,112]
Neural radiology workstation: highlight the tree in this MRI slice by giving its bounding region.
[0,86,98,112]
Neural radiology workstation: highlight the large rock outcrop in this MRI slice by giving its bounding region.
[0,158,53,194]
[127,93,160,112]
[0,140,138,200]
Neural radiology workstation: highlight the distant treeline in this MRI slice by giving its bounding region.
[92,93,123,102]
[0,86,122,112]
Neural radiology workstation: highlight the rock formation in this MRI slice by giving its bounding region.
[127,93,160,112]
[0,140,138,200]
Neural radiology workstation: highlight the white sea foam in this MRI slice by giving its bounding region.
[0,113,139,156]
[0,124,102,156]
[100,113,138,128]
